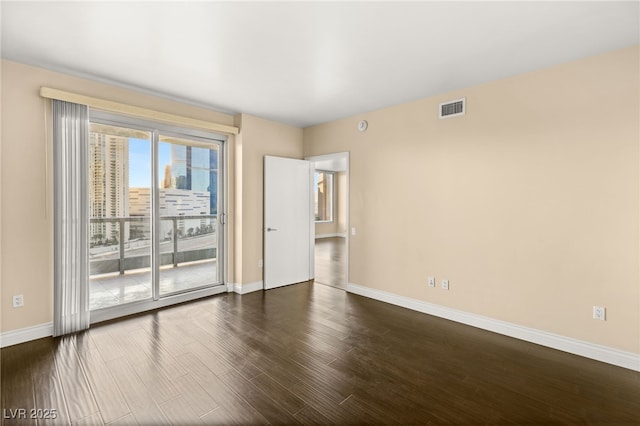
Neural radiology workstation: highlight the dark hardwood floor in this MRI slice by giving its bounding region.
[2,282,639,425]
[314,237,346,289]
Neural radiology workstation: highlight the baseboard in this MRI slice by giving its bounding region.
[1,283,264,347]
[347,283,640,372]
[315,233,346,239]
[0,322,54,348]
[234,281,263,295]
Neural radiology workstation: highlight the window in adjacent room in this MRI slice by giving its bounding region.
[314,170,334,222]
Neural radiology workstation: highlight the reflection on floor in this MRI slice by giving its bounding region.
[90,260,217,310]
[6,282,637,424]
[314,237,346,289]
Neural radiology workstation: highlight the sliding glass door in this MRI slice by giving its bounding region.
[157,134,222,295]
[88,112,226,321]
[88,123,153,310]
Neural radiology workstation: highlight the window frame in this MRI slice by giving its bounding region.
[314,169,335,223]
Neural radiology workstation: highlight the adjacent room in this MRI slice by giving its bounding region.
[1,1,639,424]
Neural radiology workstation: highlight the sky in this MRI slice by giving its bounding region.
[128,138,170,188]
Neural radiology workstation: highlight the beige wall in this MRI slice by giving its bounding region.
[2,46,639,358]
[336,171,347,235]
[234,114,303,285]
[315,220,338,236]
[304,46,640,354]
[0,60,304,334]
[0,60,240,332]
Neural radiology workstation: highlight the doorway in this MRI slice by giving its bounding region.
[307,152,349,289]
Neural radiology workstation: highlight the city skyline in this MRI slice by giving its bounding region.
[89,130,220,237]
[129,138,218,199]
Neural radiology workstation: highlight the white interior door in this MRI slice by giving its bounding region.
[264,156,314,290]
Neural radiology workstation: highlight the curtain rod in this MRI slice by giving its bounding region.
[40,87,239,135]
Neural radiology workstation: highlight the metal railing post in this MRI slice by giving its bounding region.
[119,218,125,275]
[173,218,178,267]
[90,215,216,276]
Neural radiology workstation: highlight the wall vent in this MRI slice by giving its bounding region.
[439,98,465,119]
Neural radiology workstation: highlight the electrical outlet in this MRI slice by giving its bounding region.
[593,306,606,321]
[12,294,24,308]
[428,277,436,288]
[258,259,263,268]
[441,280,449,290]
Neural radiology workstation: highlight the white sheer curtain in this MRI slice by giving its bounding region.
[53,99,90,336]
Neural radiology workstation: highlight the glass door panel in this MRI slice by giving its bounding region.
[158,134,221,295]
[88,123,153,310]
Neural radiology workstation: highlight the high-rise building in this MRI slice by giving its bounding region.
[162,164,172,189]
[169,143,218,214]
[89,132,130,243]
[129,187,211,240]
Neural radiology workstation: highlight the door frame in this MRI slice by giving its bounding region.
[306,152,350,289]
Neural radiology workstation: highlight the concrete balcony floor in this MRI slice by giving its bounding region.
[90,259,218,310]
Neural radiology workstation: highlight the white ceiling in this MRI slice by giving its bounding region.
[1,1,638,128]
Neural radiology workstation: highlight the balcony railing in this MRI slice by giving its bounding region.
[89,215,217,276]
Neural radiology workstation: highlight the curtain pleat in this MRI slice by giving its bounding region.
[53,100,90,336]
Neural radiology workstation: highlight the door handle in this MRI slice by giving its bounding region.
[266,227,278,232]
